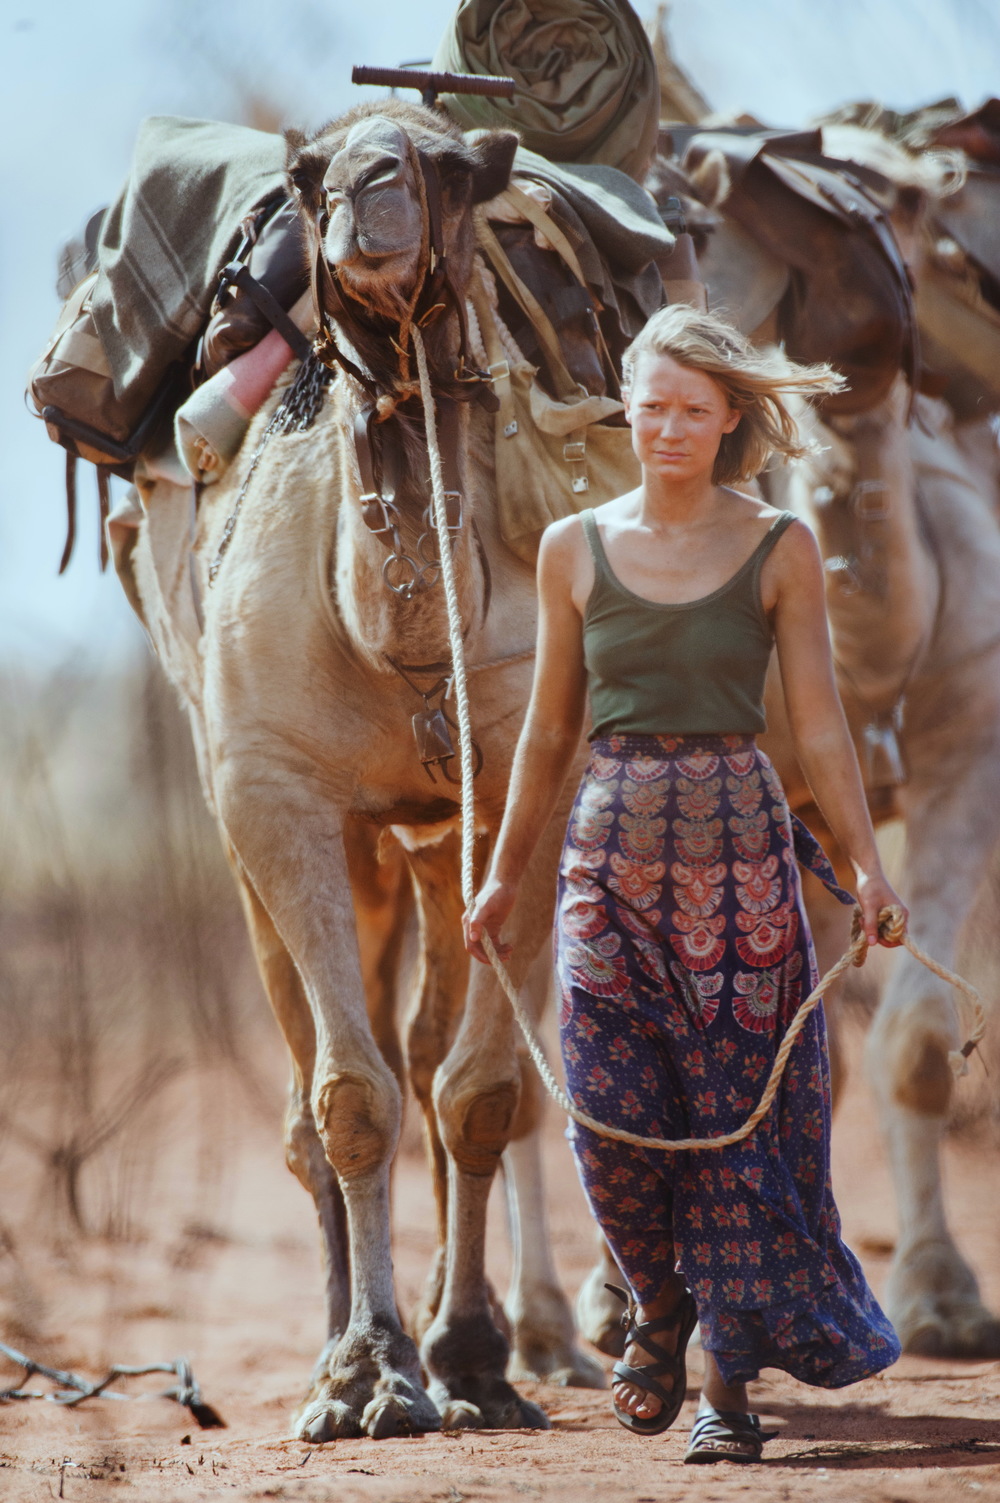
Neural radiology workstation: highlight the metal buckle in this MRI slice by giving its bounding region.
[563,441,586,463]
[852,479,890,522]
[361,495,400,537]
[488,359,510,382]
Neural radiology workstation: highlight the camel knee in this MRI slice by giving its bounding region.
[868,994,955,1117]
[313,1067,402,1180]
[436,1076,520,1177]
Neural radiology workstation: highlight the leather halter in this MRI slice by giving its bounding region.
[303,139,497,777]
[308,147,497,410]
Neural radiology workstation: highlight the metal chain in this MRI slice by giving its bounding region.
[208,353,334,585]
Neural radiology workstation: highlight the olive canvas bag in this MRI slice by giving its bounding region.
[474,194,639,563]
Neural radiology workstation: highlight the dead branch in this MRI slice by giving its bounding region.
[0,1341,225,1427]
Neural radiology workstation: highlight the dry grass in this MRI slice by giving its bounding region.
[0,654,276,1307]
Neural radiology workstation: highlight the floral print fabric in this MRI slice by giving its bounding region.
[556,733,900,1389]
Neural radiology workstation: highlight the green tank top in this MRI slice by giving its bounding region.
[580,508,796,740]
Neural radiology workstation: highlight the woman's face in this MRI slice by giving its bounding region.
[624,351,740,485]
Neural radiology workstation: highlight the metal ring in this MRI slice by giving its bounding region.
[382,553,421,596]
[417,531,442,568]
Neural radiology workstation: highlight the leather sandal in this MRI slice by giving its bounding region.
[606,1282,698,1437]
[684,1404,771,1463]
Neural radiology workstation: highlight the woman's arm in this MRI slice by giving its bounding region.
[769,522,907,946]
[464,519,589,963]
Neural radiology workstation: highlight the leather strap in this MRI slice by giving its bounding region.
[219,262,313,362]
[97,465,110,571]
[59,452,76,575]
[475,216,581,401]
[310,213,379,398]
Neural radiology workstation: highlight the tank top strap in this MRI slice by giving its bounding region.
[580,509,612,587]
[752,510,797,570]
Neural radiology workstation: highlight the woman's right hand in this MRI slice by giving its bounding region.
[463,876,518,965]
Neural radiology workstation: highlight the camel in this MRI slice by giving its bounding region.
[116,97,637,1438]
[579,122,1000,1361]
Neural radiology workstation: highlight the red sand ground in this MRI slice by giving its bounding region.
[3,1025,1000,1502]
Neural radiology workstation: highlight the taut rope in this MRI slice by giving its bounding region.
[412,326,987,1154]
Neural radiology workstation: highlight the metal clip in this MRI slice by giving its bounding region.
[503,420,518,438]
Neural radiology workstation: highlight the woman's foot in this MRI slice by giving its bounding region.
[685,1354,761,1463]
[700,1352,748,1415]
[612,1273,691,1422]
[685,1405,766,1464]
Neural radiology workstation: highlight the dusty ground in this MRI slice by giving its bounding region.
[3,1024,999,1503]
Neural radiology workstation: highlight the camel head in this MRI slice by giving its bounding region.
[287,102,518,372]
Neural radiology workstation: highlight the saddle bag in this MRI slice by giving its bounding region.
[27,268,186,476]
[28,189,310,571]
[474,201,639,563]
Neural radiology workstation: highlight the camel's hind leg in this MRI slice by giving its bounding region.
[501,950,604,1389]
[575,1237,628,1358]
[420,814,572,1431]
[400,822,598,1398]
[346,818,411,1091]
[392,828,512,1350]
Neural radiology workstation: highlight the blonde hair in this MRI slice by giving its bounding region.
[621,304,846,485]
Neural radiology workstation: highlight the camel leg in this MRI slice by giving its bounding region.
[575,1237,629,1358]
[236,875,351,1365]
[420,816,569,1430]
[399,829,469,1342]
[501,950,604,1389]
[345,818,410,1090]
[867,763,1000,1356]
[216,765,440,1440]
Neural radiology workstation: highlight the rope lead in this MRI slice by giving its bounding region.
[414,325,986,1153]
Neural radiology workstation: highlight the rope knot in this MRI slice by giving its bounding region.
[849,902,908,965]
[878,903,908,946]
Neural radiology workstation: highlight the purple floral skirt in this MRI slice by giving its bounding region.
[555,734,900,1388]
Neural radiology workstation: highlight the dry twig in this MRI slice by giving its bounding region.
[0,1341,225,1427]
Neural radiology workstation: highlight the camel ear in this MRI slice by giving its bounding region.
[688,148,731,210]
[285,129,330,216]
[464,129,520,204]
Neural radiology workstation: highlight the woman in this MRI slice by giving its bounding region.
[464,305,903,1463]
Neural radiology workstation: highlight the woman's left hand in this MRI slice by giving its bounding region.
[856,870,908,948]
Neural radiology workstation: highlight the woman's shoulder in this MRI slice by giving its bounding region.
[718,489,809,543]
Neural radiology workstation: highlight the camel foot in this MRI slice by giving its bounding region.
[292,1317,441,1441]
[506,1284,606,1388]
[888,1240,1000,1358]
[575,1261,626,1358]
[422,1312,551,1430]
[428,1374,550,1431]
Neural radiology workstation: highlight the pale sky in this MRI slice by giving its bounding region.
[3,0,998,672]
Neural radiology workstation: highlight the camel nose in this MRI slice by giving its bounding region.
[324,120,422,266]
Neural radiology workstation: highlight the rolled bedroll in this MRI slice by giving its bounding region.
[432,0,660,183]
